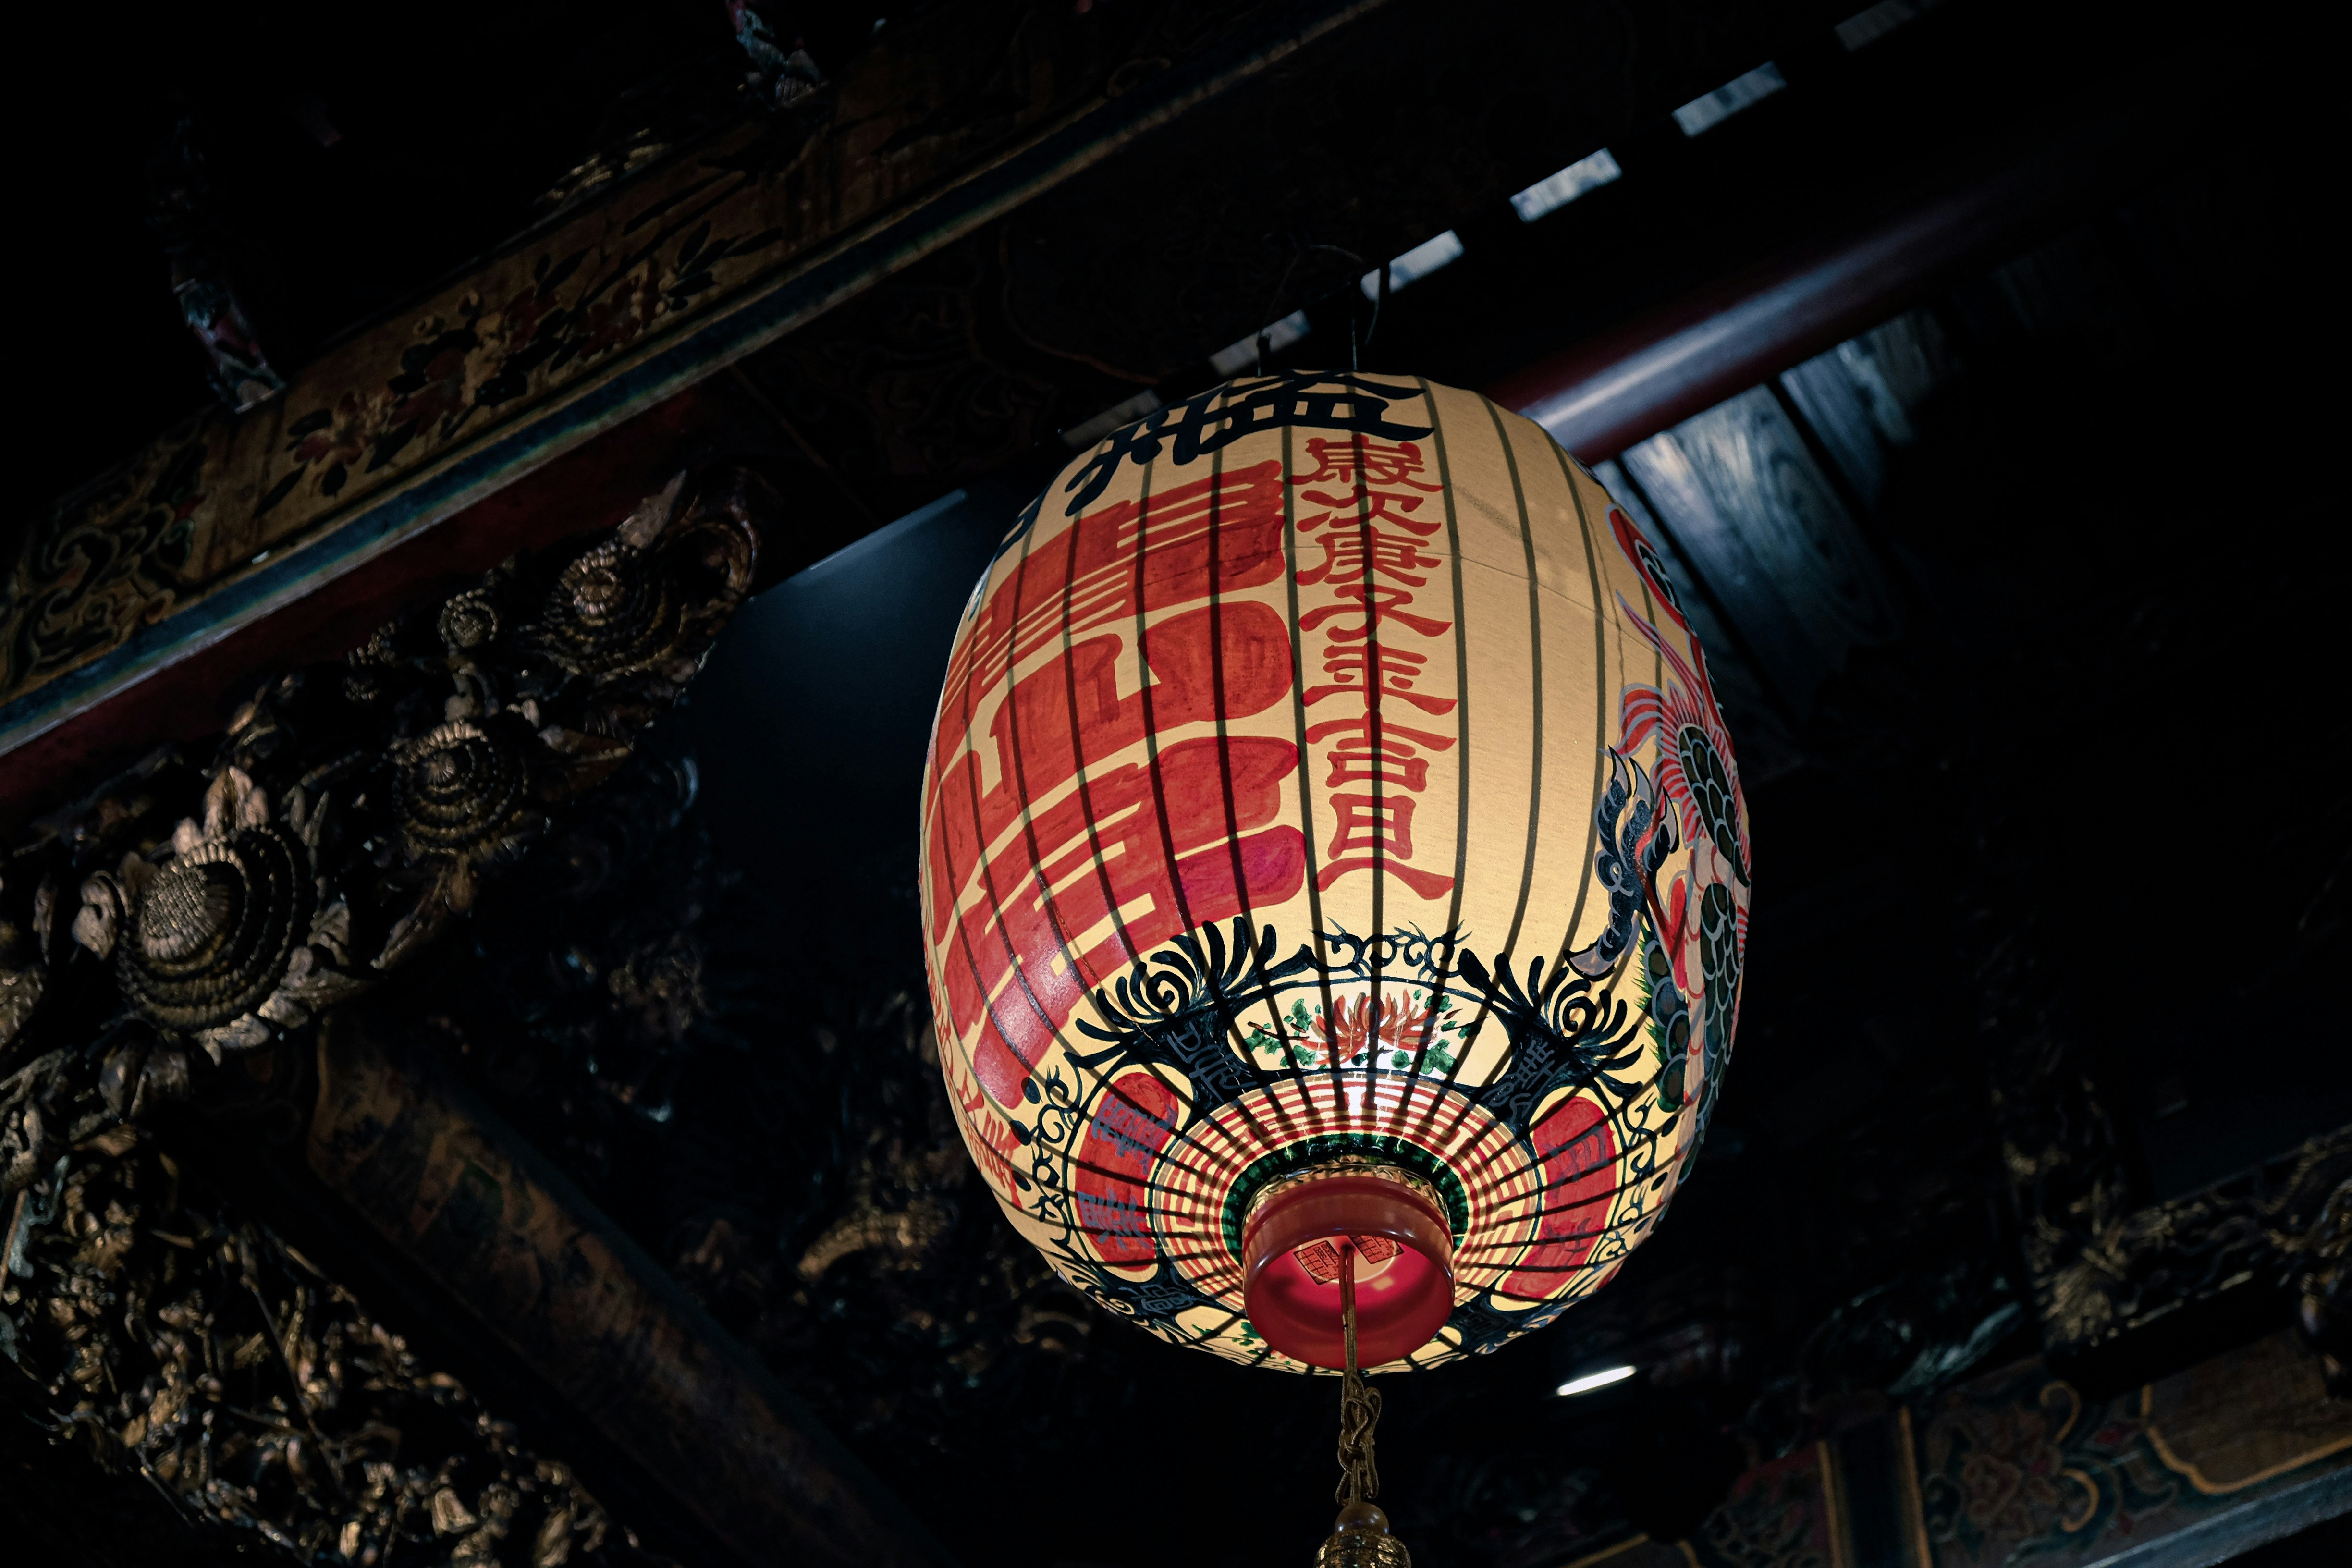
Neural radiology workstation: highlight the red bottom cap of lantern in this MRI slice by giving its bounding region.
[1242,1163,1455,1369]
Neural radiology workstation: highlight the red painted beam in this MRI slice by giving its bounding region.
[1486,87,2171,460]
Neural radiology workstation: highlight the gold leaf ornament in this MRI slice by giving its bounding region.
[73,768,351,1055]
[436,587,502,656]
[530,471,758,679]
[388,716,542,864]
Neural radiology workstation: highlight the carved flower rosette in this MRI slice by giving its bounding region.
[532,469,760,686]
[4,464,769,1164]
[387,713,544,865]
[72,767,366,1063]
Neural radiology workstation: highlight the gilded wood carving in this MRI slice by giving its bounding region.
[1,466,768,1560]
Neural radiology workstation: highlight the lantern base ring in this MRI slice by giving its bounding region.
[1241,1160,1454,1370]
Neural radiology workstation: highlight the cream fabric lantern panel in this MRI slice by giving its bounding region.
[919,373,1749,1372]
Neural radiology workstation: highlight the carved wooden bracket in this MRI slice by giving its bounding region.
[1983,962,2352,1367]
[0,466,924,1565]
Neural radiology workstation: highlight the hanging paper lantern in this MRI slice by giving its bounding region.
[919,372,1749,1372]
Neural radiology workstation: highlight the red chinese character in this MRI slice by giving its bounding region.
[1318,793,1455,897]
[1304,713,1457,751]
[945,1047,1026,1202]
[1495,1097,1616,1302]
[1327,791,1421,860]
[939,735,1308,1108]
[928,601,1295,936]
[1324,744,1429,792]
[934,462,1288,777]
[1297,581,1453,641]
[1295,524,1445,588]
[1302,644,1456,715]
[1296,487,1443,539]
[1074,1071,1181,1267]
[1290,438,1443,493]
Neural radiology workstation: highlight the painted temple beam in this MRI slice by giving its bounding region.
[0,383,728,830]
[308,1003,955,1568]
[1580,1329,2352,1568]
[1485,34,2259,462]
[0,0,1396,795]
[3,0,2250,843]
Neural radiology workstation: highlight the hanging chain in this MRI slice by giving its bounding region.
[1335,1242,1383,1506]
[1317,1240,1412,1568]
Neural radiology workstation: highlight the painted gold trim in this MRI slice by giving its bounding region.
[1817,1439,1852,1568]
[2040,1379,2082,1444]
[1558,1532,1654,1568]
[2139,1384,2352,1494]
[2058,1467,2100,1532]
[1896,1406,1935,1568]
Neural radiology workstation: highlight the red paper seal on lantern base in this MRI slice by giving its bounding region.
[1243,1163,1455,1369]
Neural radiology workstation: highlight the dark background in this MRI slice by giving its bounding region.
[6,0,2348,1564]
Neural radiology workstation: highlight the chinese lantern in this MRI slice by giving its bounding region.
[919,372,1748,1382]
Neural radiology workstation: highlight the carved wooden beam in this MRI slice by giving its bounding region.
[310,1008,950,1566]
[0,1117,680,1565]
[1557,1330,2352,1568]
[11,0,2260,842]
[0,0,1393,772]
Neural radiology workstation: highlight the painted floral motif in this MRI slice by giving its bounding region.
[1694,1445,1838,1568]
[2,427,208,695]
[259,226,780,518]
[1246,988,1467,1073]
[1609,506,1750,1139]
[1908,1351,2348,1568]
[1946,1399,2082,1545]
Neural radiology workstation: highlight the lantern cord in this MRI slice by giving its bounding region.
[1255,246,1303,376]
[1249,240,1374,376]
[1335,1243,1383,1506]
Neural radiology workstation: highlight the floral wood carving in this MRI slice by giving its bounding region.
[0,1123,671,1566]
[0,463,769,1559]
[1976,827,2352,1360]
[2291,1183,2352,1395]
[2025,1127,2352,1355]
[1966,815,2352,1360]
